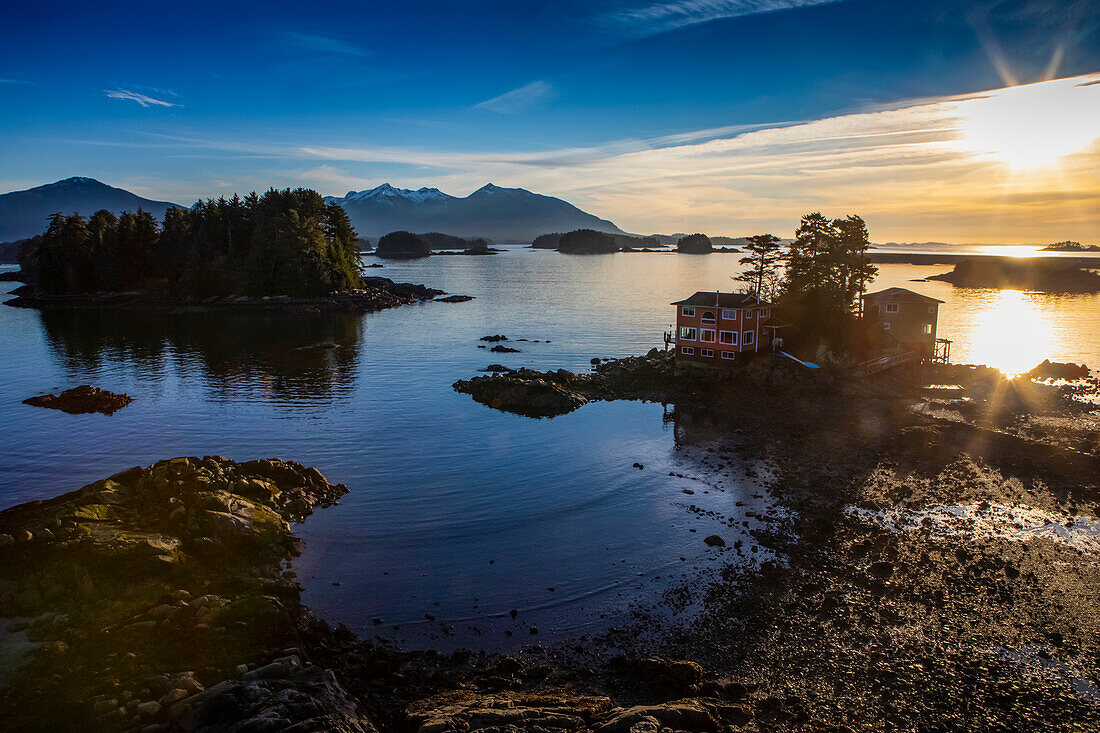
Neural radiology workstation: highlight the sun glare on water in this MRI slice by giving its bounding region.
[955,76,1100,170]
[968,289,1053,377]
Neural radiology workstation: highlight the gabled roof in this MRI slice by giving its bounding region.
[863,287,944,304]
[671,291,772,308]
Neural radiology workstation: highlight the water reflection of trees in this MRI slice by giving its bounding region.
[38,310,365,403]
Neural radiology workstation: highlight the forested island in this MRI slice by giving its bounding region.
[532,229,745,254]
[928,257,1100,293]
[5,188,446,311]
[532,230,663,251]
[1040,240,1100,252]
[373,230,497,258]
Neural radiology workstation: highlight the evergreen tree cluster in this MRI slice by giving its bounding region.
[734,234,784,300]
[557,229,618,254]
[19,188,363,297]
[779,213,878,347]
[728,214,877,350]
[675,233,713,253]
[783,213,877,311]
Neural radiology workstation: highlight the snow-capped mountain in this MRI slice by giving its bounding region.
[325,182,624,242]
[328,183,453,205]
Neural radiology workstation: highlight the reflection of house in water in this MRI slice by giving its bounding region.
[667,292,792,367]
[861,287,950,367]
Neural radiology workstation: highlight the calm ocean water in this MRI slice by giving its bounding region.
[1,247,1097,649]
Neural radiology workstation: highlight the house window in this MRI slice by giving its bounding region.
[721,309,737,320]
[922,324,933,335]
[680,346,695,355]
[745,310,754,319]
[927,306,935,313]
[883,322,891,330]
[721,351,736,360]
[700,329,716,342]
[679,327,696,340]
[700,311,716,324]
[885,303,899,313]
[743,331,754,345]
[761,308,770,318]
[700,348,714,357]
[681,306,695,317]
[719,331,737,345]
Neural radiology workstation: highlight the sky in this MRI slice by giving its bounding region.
[1,0,1098,242]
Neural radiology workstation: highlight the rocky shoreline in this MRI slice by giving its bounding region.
[2,276,443,314]
[2,355,1098,730]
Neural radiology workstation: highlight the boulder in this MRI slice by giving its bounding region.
[23,385,133,415]
[1026,359,1090,381]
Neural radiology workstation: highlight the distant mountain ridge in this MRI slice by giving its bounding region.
[324,182,625,242]
[0,177,181,242]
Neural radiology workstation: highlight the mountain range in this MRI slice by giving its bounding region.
[324,183,625,242]
[0,177,181,243]
[0,178,626,249]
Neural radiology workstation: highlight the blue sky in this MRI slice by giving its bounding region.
[1,0,1098,240]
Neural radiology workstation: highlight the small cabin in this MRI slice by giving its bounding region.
[669,292,783,367]
[863,287,944,358]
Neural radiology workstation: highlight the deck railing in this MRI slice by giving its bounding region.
[855,350,918,376]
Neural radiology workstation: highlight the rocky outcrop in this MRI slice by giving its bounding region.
[1026,359,1091,381]
[454,369,590,417]
[23,385,133,415]
[405,689,735,733]
[185,659,375,733]
[453,350,680,418]
[0,456,354,731]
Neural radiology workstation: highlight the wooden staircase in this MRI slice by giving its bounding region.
[856,350,918,376]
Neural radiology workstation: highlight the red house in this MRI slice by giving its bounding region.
[670,292,783,367]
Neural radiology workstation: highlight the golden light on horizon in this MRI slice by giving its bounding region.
[955,77,1100,170]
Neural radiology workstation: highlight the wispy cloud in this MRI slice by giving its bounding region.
[475,81,557,114]
[0,78,32,85]
[104,89,179,108]
[599,0,846,37]
[281,31,367,57]
[72,74,1100,243]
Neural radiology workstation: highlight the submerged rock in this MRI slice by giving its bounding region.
[23,384,133,415]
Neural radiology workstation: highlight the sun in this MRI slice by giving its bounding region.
[954,75,1100,170]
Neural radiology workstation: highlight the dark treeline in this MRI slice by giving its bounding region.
[532,231,661,250]
[19,188,362,297]
[730,213,877,353]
